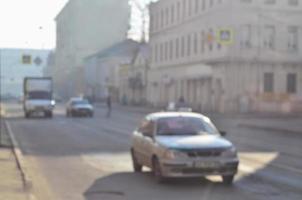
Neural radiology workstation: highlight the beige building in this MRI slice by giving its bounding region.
[55,0,130,99]
[128,43,149,105]
[148,0,302,113]
[84,39,141,101]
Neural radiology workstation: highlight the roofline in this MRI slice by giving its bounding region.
[55,0,71,21]
[0,48,51,52]
[84,39,141,61]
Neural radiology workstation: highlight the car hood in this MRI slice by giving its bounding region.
[155,135,233,150]
[73,105,93,109]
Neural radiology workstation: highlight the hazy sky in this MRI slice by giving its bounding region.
[0,0,154,50]
[0,0,68,49]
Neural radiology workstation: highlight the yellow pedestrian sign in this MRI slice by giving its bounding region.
[217,29,234,45]
[22,54,32,64]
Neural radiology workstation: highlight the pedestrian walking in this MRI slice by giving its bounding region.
[176,96,187,108]
[106,95,112,118]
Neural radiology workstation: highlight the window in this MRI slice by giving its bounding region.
[169,40,173,60]
[160,10,164,28]
[208,29,214,51]
[164,42,168,61]
[160,43,163,62]
[241,0,252,3]
[201,31,205,53]
[157,117,219,136]
[288,0,298,6]
[194,33,198,54]
[171,5,175,24]
[241,25,252,48]
[150,15,154,32]
[195,0,199,13]
[187,34,191,56]
[165,8,169,26]
[154,44,158,63]
[287,73,297,94]
[209,0,214,7]
[264,25,275,50]
[177,2,181,21]
[182,0,186,19]
[264,0,276,5]
[288,26,299,52]
[176,38,180,58]
[217,43,222,50]
[264,72,274,93]
[202,0,206,10]
[188,0,192,16]
[181,36,185,57]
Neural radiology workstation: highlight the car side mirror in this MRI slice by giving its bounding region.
[220,131,227,137]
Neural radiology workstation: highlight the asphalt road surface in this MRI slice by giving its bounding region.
[4,103,302,200]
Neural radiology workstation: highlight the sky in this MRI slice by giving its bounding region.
[0,0,68,49]
[0,0,155,50]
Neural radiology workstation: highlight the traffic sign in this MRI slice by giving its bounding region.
[22,55,32,64]
[217,28,234,45]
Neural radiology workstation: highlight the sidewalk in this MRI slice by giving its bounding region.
[0,117,30,199]
[238,118,302,134]
[111,103,302,134]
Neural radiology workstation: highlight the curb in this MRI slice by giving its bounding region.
[4,120,33,192]
[238,123,301,134]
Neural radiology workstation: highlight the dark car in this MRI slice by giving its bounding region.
[66,98,94,117]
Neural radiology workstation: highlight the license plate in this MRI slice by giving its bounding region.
[35,107,44,111]
[195,162,219,168]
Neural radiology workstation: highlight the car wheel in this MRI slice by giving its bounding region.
[131,149,142,172]
[152,157,165,183]
[48,111,53,118]
[25,112,30,118]
[222,175,234,185]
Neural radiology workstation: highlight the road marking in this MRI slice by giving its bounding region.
[69,120,129,145]
[239,153,302,175]
[81,152,132,172]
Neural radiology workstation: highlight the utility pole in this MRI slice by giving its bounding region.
[131,0,150,42]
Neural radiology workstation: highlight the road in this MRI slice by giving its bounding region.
[4,103,302,200]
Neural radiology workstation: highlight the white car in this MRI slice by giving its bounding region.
[130,112,239,184]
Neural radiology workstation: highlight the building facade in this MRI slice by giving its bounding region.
[55,0,130,99]
[125,43,150,105]
[0,48,50,98]
[148,0,302,113]
[84,39,141,101]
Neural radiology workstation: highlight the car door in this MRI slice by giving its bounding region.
[132,126,145,164]
[140,120,156,168]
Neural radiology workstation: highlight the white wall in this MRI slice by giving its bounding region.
[0,49,50,98]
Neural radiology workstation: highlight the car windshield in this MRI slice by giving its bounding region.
[156,117,219,136]
[28,91,51,100]
[72,100,89,105]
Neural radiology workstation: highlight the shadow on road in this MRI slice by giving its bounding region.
[84,172,244,200]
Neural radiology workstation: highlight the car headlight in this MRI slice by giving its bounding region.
[222,147,237,157]
[51,100,56,106]
[163,149,187,159]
